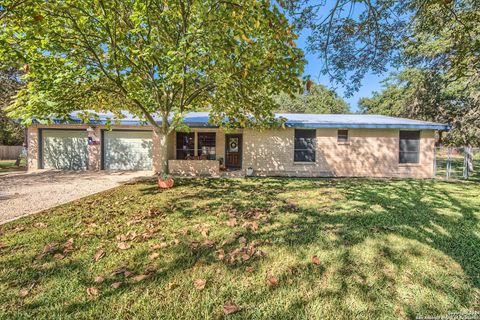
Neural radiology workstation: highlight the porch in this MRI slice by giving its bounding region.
[167,128,244,176]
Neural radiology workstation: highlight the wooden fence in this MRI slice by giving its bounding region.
[0,145,23,160]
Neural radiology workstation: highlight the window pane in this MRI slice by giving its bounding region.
[176,132,194,160]
[294,129,316,162]
[338,130,348,143]
[198,132,216,160]
[399,131,420,164]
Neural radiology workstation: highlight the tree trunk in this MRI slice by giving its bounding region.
[156,129,169,175]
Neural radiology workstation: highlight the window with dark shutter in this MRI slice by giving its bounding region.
[198,132,216,160]
[338,130,348,144]
[399,131,420,164]
[176,132,195,160]
[294,129,316,162]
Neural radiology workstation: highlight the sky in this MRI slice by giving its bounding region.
[296,31,387,113]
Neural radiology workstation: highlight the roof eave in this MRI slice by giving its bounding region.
[285,123,450,130]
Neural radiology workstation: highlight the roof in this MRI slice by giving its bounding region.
[53,111,449,130]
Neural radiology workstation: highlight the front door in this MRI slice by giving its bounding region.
[225,134,242,170]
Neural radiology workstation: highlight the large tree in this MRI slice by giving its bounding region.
[274,82,349,113]
[283,0,479,93]
[282,0,479,145]
[359,69,480,147]
[0,0,304,173]
[0,67,24,146]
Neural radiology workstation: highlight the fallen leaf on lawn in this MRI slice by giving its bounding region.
[53,253,65,260]
[13,226,25,232]
[33,222,48,228]
[238,237,247,245]
[111,266,127,276]
[111,282,122,289]
[194,278,206,290]
[267,275,279,287]
[255,250,266,258]
[223,301,239,315]
[43,243,58,254]
[19,289,29,298]
[202,239,215,248]
[144,266,156,275]
[149,252,160,260]
[94,249,105,262]
[226,218,237,227]
[126,230,138,240]
[312,255,321,265]
[94,276,105,284]
[245,266,254,273]
[216,249,225,260]
[201,229,209,237]
[63,238,74,250]
[116,234,127,242]
[242,253,251,261]
[117,242,131,250]
[0,241,6,249]
[133,274,149,282]
[86,287,99,296]
[189,241,200,251]
[150,244,162,250]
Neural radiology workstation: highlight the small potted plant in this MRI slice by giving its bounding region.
[218,157,227,171]
[158,173,174,189]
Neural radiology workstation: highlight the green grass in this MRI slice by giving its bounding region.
[0,178,479,319]
[0,159,25,173]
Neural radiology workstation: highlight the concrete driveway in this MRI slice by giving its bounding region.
[0,170,152,224]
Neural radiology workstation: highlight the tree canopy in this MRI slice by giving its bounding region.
[1,0,305,172]
[359,69,480,147]
[274,82,349,114]
[283,0,479,93]
[283,0,479,146]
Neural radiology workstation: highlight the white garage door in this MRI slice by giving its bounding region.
[41,130,88,170]
[103,131,153,170]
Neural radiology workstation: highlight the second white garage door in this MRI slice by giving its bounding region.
[103,131,153,170]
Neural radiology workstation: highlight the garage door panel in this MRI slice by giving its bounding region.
[42,130,88,170]
[104,131,153,170]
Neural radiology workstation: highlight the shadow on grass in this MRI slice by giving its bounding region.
[1,177,478,318]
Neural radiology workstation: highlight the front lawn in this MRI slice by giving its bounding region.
[0,178,478,319]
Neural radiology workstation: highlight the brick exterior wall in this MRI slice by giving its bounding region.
[27,124,436,178]
[243,128,435,178]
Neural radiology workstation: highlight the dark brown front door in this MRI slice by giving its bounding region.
[225,134,242,169]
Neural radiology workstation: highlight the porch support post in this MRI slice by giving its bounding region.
[194,131,198,157]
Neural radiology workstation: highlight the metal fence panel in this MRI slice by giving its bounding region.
[435,147,480,181]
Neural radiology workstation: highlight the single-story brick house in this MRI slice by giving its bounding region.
[26,111,449,178]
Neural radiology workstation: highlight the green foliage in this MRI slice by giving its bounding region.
[274,82,349,114]
[359,69,480,147]
[0,67,24,145]
[283,0,479,145]
[284,0,479,94]
[1,0,305,172]
[1,0,305,127]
